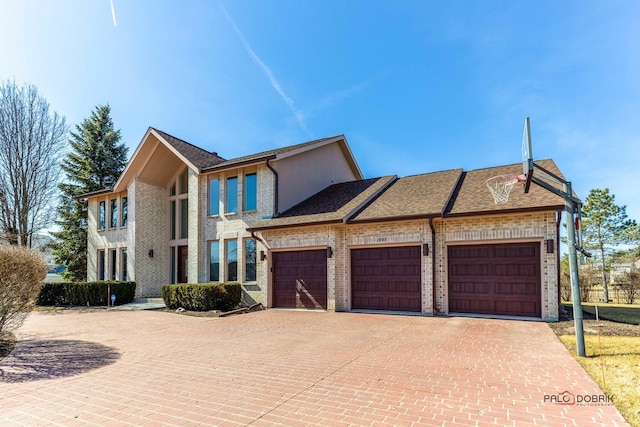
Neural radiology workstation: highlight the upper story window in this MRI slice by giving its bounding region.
[226,176,238,213]
[110,199,118,228]
[209,178,220,216]
[244,173,257,211]
[169,168,189,241]
[99,201,106,230]
[179,169,189,195]
[121,197,128,227]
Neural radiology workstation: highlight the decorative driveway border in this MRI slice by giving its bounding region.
[0,310,629,426]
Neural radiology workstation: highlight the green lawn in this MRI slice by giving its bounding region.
[563,302,640,325]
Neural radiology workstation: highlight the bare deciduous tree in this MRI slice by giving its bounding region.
[0,80,67,246]
[619,271,640,305]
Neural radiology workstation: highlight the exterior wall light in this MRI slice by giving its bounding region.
[422,243,429,256]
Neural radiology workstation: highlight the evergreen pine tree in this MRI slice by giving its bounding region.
[52,105,128,281]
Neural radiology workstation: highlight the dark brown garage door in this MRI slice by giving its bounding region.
[273,249,327,309]
[351,246,421,312]
[448,243,541,317]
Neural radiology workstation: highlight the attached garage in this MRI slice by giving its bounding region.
[351,246,422,312]
[448,242,541,317]
[272,249,327,309]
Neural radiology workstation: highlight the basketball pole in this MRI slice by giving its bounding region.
[529,170,587,357]
[564,182,586,357]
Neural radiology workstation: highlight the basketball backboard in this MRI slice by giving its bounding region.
[522,117,533,193]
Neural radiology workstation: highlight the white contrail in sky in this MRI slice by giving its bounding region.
[218,1,308,133]
[109,0,117,26]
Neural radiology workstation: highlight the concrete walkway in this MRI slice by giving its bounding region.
[0,310,629,426]
[110,298,166,311]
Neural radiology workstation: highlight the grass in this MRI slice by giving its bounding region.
[558,334,640,427]
[562,302,640,325]
[557,303,640,426]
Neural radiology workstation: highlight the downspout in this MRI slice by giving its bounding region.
[556,208,563,315]
[429,217,437,315]
[265,158,279,217]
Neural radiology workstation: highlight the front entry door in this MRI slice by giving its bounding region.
[177,245,188,283]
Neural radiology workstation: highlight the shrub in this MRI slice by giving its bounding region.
[0,246,47,334]
[162,283,241,311]
[36,281,136,306]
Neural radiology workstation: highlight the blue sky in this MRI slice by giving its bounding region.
[1,1,639,222]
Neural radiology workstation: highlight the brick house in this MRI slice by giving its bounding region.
[86,129,565,320]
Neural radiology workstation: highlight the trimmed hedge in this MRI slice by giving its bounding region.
[37,281,136,306]
[162,283,241,312]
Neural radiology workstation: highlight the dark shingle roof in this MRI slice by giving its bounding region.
[445,159,566,216]
[202,136,341,171]
[349,169,463,222]
[248,176,396,230]
[152,128,226,170]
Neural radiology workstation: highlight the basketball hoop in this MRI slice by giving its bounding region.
[486,174,526,204]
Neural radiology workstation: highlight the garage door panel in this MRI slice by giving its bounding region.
[448,243,541,317]
[273,250,327,309]
[351,247,421,312]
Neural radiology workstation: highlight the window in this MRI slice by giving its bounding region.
[209,241,220,282]
[179,169,189,194]
[109,249,117,280]
[97,250,105,280]
[244,173,257,211]
[110,199,118,228]
[121,248,128,281]
[226,239,238,281]
[209,178,220,216]
[170,200,176,240]
[180,199,188,239]
[99,201,106,230]
[121,197,128,227]
[226,177,238,213]
[245,238,256,282]
[170,247,176,284]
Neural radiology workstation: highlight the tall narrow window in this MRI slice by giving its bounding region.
[209,178,220,216]
[97,250,105,280]
[226,239,238,281]
[179,169,189,194]
[121,248,128,281]
[170,247,176,284]
[209,241,220,282]
[121,197,128,227]
[244,173,257,211]
[110,199,118,228]
[226,177,238,213]
[170,200,176,240]
[180,199,188,239]
[99,201,106,230]
[244,238,256,282]
[109,249,117,280]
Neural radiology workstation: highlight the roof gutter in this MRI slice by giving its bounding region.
[429,217,437,315]
[556,208,563,316]
[201,155,275,173]
[265,157,279,217]
[248,218,344,233]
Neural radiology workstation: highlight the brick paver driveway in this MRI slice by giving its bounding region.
[0,310,629,426]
